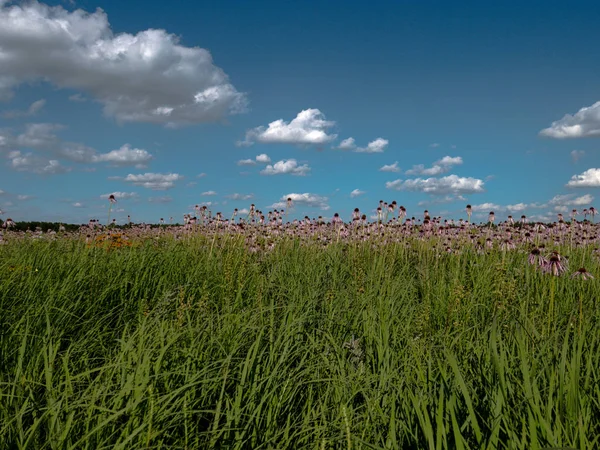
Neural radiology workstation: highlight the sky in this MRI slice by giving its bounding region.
[1,0,600,224]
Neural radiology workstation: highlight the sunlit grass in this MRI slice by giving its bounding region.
[0,233,599,448]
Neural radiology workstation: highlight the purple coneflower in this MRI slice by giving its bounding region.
[109,194,117,204]
[571,267,594,280]
[544,252,567,276]
[528,247,547,267]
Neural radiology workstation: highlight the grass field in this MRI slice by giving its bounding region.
[1,226,599,449]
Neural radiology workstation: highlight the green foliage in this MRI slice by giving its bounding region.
[0,236,598,448]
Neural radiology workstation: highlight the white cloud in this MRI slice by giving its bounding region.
[540,101,600,138]
[17,194,34,200]
[336,137,388,153]
[239,109,336,146]
[566,168,600,188]
[355,138,388,153]
[255,153,271,163]
[7,150,70,174]
[72,202,84,207]
[196,173,207,178]
[122,172,183,190]
[386,174,484,195]
[350,189,365,198]
[2,99,46,118]
[16,123,62,148]
[226,193,253,200]
[237,158,256,166]
[471,203,502,212]
[505,203,529,211]
[429,143,440,148]
[406,155,463,176]
[269,193,329,210]
[417,195,466,206]
[260,159,310,176]
[379,161,401,173]
[92,144,153,168]
[201,190,217,196]
[549,193,594,205]
[2,124,153,168]
[336,137,356,150]
[0,1,246,126]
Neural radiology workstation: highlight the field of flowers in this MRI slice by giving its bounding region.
[1,213,599,449]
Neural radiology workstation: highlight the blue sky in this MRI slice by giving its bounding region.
[1,0,600,223]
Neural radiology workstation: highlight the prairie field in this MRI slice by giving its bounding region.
[0,222,599,449]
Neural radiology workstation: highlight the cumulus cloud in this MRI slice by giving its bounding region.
[260,159,310,176]
[386,174,484,195]
[350,189,365,198]
[540,101,600,138]
[379,161,401,173]
[549,193,594,206]
[226,193,253,200]
[120,172,183,190]
[7,150,70,174]
[471,203,502,212]
[2,124,153,168]
[270,193,329,210]
[335,137,388,152]
[201,190,217,196]
[255,153,271,163]
[417,195,466,206]
[0,1,246,126]
[406,156,463,176]
[336,137,355,150]
[239,109,337,146]
[92,144,153,168]
[2,99,45,119]
[566,168,600,188]
[237,158,256,166]
[355,138,388,153]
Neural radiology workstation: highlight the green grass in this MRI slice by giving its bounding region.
[0,235,599,449]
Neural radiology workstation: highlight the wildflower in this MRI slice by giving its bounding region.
[571,267,594,280]
[488,211,495,224]
[589,206,596,222]
[109,194,117,204]
[466,204,472,222]
[528,247,547,267]
[500,239,515,250]
[544,252,567,276]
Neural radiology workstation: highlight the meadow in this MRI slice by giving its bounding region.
[0,218,599,449]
